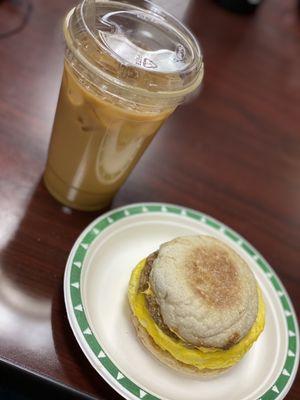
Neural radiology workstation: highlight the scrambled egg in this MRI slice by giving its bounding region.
[128,259,265,371]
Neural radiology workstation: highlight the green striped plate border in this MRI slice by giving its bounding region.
[64,203,299,400]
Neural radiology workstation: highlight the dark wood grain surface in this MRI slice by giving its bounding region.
[0,0,299,398]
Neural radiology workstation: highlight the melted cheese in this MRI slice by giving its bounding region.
[128,259,265,371]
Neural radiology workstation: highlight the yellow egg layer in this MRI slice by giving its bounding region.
[128,259,265,371]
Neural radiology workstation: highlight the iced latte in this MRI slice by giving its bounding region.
[44,0,203,210]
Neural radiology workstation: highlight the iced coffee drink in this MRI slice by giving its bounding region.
[44,0,203,210]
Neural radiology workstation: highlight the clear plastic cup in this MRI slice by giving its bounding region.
[44,0,204,211]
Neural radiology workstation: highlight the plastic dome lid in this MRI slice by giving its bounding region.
[65,0,203,101]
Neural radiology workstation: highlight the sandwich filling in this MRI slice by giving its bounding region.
[138,252,180,342]
[129,256,265,371]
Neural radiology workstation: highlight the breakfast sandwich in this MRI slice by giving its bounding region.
[128,235,265,375]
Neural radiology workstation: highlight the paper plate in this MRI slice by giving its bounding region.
[64,203,299,400]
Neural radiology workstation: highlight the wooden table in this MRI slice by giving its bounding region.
[0,0,299,398]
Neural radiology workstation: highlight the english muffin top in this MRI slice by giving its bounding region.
[149,236,258,349]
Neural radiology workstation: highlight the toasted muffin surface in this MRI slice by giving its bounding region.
[149,236,259,348]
